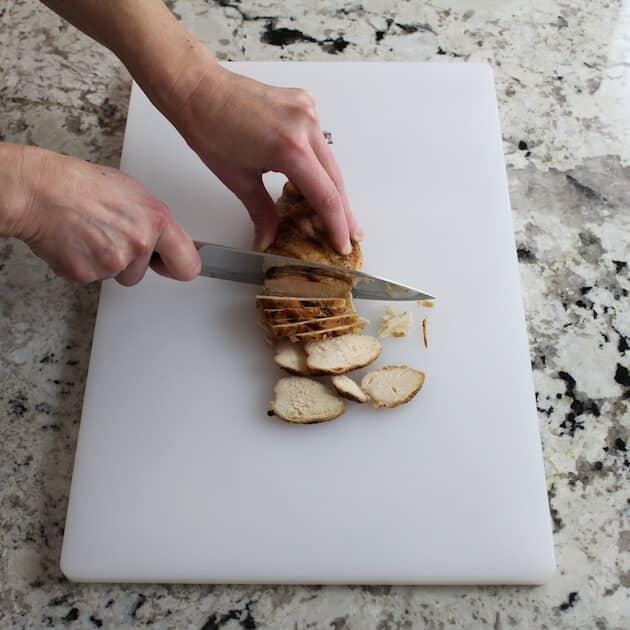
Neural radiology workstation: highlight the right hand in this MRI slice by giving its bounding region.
[7,144,200,286]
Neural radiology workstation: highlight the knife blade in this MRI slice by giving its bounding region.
[196,242,434,301]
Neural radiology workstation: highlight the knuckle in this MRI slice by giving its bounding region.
[276,131,309,162]
[130,233,153,257]
[293,88,316,108]
[298,104,318,125]
[288,89,318,123]
[304,103,318,123]
[67,264,96,285]
[152,205,171,232]
[101,249,127,275]
[155,199,171,216]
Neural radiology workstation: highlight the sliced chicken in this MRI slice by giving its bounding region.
[256,296,348,309]
[263,269,352,298]
[361,366,425,408]
[273,340,312,376]
[268,316,333,326]
[256,317,272,334]
[271,376,345,424]
[293,320,367,343]
[331,375,369,403]
[263,305,348,323]
[304,333,381,374]
[270,314,360,338]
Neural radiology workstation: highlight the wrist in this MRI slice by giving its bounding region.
[147,41,225,129]
[113,15,224,131]
[0,143,41,239]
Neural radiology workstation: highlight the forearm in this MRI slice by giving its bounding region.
[39,0,220,119]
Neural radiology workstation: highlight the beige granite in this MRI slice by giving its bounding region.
[1,1,629,628]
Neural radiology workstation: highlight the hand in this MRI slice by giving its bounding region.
[36,3,361,255]
[35,2,361,260]
[166,53,363,254]
[6,144,200,286]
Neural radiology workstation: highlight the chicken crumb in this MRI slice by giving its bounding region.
[378,306,413,338]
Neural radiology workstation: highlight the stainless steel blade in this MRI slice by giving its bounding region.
[197,242,434,301]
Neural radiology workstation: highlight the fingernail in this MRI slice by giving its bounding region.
[352,226,365,242]
[341,240,353,256]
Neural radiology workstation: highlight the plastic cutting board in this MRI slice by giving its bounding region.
[61,62,555,584]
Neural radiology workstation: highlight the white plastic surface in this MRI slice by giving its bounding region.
[60,63,555,584]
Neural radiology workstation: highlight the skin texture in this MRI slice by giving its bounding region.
[3,144,198,285]
[171,59,363,254]
[0,0,362,286]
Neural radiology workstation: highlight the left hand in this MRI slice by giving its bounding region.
[162,49,363,254]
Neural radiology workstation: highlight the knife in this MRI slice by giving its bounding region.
[196,242,434,301]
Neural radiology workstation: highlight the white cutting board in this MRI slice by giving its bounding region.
[61,62,555,584]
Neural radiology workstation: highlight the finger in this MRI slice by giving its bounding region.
[310,132,364,242]
[115,253,152,287]
[154,219,201,281]
[149,252,171,278]
[284,148,351,255]
[236,176,279,251]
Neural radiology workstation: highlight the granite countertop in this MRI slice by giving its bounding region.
[1,1,629,628]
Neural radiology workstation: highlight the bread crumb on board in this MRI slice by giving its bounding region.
[417,300,435,308]
[378,306,413,338]
[422,318,428,349]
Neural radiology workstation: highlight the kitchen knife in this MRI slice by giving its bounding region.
[196,242,434,301]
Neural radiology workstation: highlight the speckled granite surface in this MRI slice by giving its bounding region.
[1,1,629,628]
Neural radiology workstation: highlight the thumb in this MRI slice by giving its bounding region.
[237,178,279,251]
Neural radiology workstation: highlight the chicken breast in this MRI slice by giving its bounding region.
[266,181,362,271]
[270,314,361,338]
[292,320,367,343]
[304,333,381,374]
[361,366,425,408]
[263,269,352,299]
[256,296,348,309]
[271,376,345,424]
[263,305,348,323]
